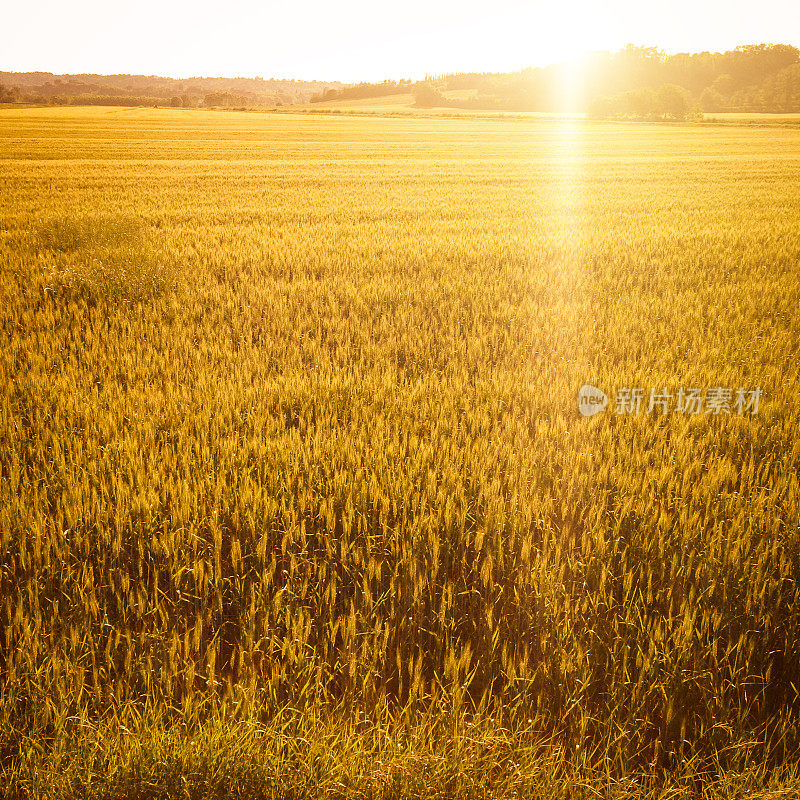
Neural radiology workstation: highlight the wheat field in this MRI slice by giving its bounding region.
[2,106,800,798]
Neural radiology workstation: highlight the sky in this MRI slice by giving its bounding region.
[3,0,798,82]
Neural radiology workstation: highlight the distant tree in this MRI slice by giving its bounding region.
[711,74,735,96]
[412,82,445,108]
[700,87,725,112]
[203,91,244,108]
[656,84,691,120]
[736,62,800,112]
[0,83,18,103]
[623,88,657,118]
[311,80,412,103]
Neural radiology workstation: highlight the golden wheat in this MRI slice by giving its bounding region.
[1,107,800,778]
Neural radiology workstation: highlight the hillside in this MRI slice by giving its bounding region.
[0,71,341,107]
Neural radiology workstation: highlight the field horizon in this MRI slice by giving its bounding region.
[4,41,800,116]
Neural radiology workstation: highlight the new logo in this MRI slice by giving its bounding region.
[578,384,609,417]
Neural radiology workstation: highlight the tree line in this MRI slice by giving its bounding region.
[412,44,800,116]
[0,72,341,108]
[311,80,413,103]
[1,45,797,114]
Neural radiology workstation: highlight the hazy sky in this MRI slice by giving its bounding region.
[3,0,798,82]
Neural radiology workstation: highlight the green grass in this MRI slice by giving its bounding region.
[6,701,800,799]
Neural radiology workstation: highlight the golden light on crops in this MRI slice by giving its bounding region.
[3,72,800,792]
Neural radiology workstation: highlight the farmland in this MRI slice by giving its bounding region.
[2,106,800,798]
